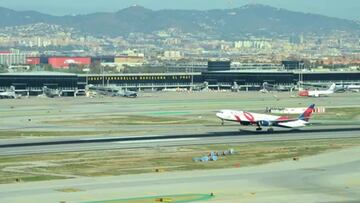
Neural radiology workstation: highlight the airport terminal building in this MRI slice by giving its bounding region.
[0,60,360,96]
[0,70,360,96]
[0,72,82,96]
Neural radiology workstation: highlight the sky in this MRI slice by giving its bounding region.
[0,0,359,20]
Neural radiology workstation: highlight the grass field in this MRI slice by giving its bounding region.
[314,107,360,120]
[45,114,213,125]
[80,194,214,203]
[0,131,110,139]
[1,138,359,184]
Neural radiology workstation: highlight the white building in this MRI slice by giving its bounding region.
[235,40,271,49]
[163,51,183,60]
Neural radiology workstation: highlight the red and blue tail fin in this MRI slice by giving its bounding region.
[298,104,315,121]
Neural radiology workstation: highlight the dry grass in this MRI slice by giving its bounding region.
[0,138,359,184]
[45,115,214,126]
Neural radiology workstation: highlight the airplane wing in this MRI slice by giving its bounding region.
[255,118,298,125]
[254,118,299,128]
[276,120,308,128]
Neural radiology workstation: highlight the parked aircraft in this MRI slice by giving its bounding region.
[0,86,20,99]
[193,82,209,92]
[298,83,336,97]
[117,89,138,98]
[346,84,360,92]
[87,85,137,98]
[42,86,62,98]
[261,82,294,92]
[231,82,240,92]
[216,104,315,132]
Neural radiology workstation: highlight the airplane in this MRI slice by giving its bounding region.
[116,89,138,98]
[261,82,294,92]
[87,85,137,98]
[0,86,20,99]
[42,86,62,98]
[216,104,315,132]
[346,84,360,92]
[298,83,336,97]
[231,82,240,92]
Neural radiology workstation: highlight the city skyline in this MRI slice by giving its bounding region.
[0,0,359,20]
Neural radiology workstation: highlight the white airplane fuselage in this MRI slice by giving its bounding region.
[307,89,333,97]
[216,104,315,131]
[299,83,336,97]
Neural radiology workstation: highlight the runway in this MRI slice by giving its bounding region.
[1,125,360,156]
[0,145,359,203]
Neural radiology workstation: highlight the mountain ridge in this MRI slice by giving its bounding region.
[0,4,359,39]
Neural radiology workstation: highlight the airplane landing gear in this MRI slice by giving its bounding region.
[221,120,224,126]
[267,128,274,132]
[256,124,262,131]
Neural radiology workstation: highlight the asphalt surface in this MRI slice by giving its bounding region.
[1,125,360,156]
[0,146,359,203]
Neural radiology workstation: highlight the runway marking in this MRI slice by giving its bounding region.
[113,138,200,144]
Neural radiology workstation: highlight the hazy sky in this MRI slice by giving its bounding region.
[0,0,359,20]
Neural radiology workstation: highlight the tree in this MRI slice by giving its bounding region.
[43,64,55,72]
[89,62,102,74]
[0,65,8,73]
[69,64,86,74]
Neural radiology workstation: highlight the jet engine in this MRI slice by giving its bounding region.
[259,120,272,126]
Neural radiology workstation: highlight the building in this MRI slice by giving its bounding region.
[163,51,183,60]
[289,34,304,44]
[84,72,202,86]
[164,61,207,72]
[202,70,360,87]
[282,60,305,70]
[114,55,145,71]
[235,40,271,49]
[0,52,27,66]
[0,70,359,95]
[207,60,231,71]
[114,56,144,65]
[0,72,83,96]
[26,57,41,65]
[91,56,115,63]
[48,57,91,69]
[202,70,295,86]
[39,56,49,64]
